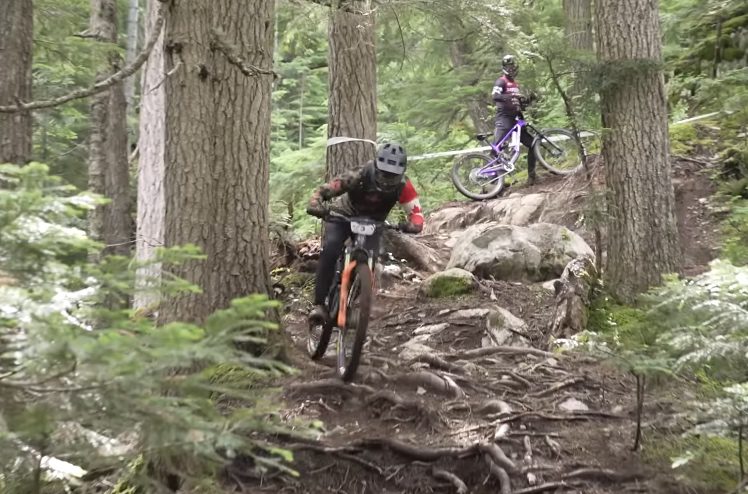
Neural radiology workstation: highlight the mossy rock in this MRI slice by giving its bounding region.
[420,268,476,298]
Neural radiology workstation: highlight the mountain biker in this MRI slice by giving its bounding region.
[492,54,537,185]
[306,141,424,323]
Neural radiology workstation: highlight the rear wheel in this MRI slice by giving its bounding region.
[533,128,584,175]
[337,263,372,382]
[451,153,505,200]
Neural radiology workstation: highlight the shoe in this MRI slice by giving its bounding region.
[526,175,537,186]
[308,304,329,324]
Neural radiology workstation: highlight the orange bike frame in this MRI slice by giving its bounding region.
[336,253,377,329]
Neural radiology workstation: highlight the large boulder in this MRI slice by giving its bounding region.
[447,222,594,282]
[425,193,548,234]
[419,268,476,298]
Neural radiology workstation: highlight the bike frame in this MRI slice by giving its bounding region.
[476,119,562,180]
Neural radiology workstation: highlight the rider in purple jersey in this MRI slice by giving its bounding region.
[492,55,537,185]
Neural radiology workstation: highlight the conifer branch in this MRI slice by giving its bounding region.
[0,4,166,113]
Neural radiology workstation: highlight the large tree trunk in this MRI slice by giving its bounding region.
[88,0,133,260]
[0,0,33,164]
[596,0,680,302]
[563,0,594,52]
[326,0,377,178]
[157,0,275,324]
[134,0,166,310]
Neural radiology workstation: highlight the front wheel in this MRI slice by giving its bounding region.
[337,263,372,382]
[451,153,505,201]
[533,128,584,176]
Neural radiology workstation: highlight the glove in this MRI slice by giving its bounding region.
[306,203,328,219]
[398,222,422,234]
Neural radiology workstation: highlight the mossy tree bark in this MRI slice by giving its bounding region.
[595,0,680,302]
[0,0,33,164]
[88,0,133,262]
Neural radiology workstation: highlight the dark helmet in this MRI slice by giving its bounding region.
[502,54,518,78]
[374,141,407,191]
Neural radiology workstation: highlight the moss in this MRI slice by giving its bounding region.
[587,298,661,349]
[669,122,699,155]
[643,434,743,493]
[424,275,474,298]
[109,455,145,494]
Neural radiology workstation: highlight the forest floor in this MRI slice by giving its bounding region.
[235,158,721,494]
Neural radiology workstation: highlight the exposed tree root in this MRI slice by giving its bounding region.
[450,346,558,360]
[513,481,577,493]
[495,410,626,423]
[529,376,585,398]
[409,353,464,373]
[482,452,512,494]
[431,468,468,494]
[394,370,466,398]
[561,467,640,482]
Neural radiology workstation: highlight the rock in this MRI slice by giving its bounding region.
[447,222,594,282]
[425,194,548,234]
[541,279,560,293]
[559,398,589,412]
[482,307,531,348]
[419,268,476,298]
[448,308,490,320]
[398,341,435,361]
[413,323,449,336]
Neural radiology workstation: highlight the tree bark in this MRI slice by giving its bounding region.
[88,0,133,261]
[548,256,597,341]
[595,0,680,302]
[124,0,140,118]
[0,0,33,164]
[134,0,166,310]
[563,0,594,52]
[157,0,275,324]
[326,0,377,178]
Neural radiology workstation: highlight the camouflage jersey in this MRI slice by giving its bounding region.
[309,161,424,231]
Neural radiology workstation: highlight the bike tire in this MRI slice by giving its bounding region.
[307,293,335,361]
[451,153,505,201]
[337,263,372,382]
[533,128,584,176]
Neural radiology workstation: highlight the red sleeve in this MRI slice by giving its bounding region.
[398,179,424,227]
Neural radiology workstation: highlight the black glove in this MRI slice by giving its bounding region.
[306,203,328,219]
[398,222,422,234]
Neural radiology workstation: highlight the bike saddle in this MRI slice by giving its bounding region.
[475,133,489,141]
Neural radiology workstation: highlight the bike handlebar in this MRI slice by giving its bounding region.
[326,211,400,231]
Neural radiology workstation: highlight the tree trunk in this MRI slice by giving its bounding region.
[0,0,33,164]
[548,256,597,342]
[134,0,166,311]
[563,0,594,52]
[157,0,275,324]
[88,0,133,261]
[124,0,140,117]
[596,0,680,302]
[448,21,488,133]
[326,0,377,178]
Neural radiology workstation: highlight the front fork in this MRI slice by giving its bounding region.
[336,247,375,328]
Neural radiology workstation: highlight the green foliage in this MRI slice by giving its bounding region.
[0,165,298,493]
[643,434,742,492]
[721,200,748,265]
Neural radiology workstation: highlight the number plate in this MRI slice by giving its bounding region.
[350,220,377,236]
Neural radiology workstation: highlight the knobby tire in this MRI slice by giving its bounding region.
[338,263,372,382]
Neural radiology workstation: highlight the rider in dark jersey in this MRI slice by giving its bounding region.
[492,54,537,185]
[306,142,424,322]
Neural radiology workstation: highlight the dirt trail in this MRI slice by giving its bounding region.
[242,160,718,494]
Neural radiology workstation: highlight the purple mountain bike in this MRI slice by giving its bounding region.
[451,119,584,200]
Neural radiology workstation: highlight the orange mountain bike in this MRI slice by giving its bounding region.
[307,211,398,382]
